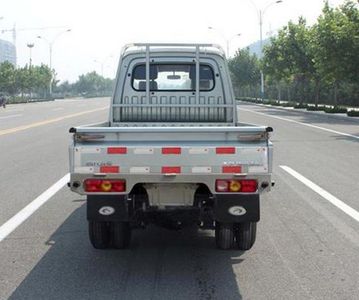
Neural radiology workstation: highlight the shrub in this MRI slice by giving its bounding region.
[280,102,296,107]
[324,106,347,114]
[7,96,28,104]
[236,97,258,103]
[347,110,359,117]
[260,100,277,105]
[307,106,326,111]
[294,103,308,109]
[268,100,281,106]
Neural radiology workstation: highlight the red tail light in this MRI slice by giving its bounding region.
[99,166,120,173]
[107,147,127,154]
[84,179,126,193]
[215,179,257,193]
[216,147,236,154]
[161,166,181,173]
[240,180,258,193]
[162,147,181,154]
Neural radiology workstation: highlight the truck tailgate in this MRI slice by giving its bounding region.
[69,126,273,194]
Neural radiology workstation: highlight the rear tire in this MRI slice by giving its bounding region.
[215,222,234,250]
[111,222,131,249]
[88,221,110,249]
[235,222,257,250]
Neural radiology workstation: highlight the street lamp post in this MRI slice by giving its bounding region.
[94,55,113,77]
[247,0,283,100]
[27,43,34,100]
[26,43,34,68]
[208,27,241,58]
[226,33,241,58]
[37,29,71,98]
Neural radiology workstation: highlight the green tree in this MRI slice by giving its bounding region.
[0,62,17,95]
[287,18,319,104]
[75,71,104,95]
[55,80,73,96]
[32,64,52,97]
[15,66,31,97]
[228,48,260,98]
[264,18,320,104]
[263,29,292,101]
[313,0,359,104]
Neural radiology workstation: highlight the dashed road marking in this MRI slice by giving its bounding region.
[0,114,23,120]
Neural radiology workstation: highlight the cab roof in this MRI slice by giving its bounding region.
[121,43,226,59]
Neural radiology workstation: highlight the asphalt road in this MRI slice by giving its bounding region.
[0,98,359,300]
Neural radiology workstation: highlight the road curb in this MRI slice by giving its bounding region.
[237,100,359,123]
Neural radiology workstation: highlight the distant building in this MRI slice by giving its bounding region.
[0,39,16,65]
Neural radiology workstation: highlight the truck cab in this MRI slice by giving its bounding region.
[111,43,236,125]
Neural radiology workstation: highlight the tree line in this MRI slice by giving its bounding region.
[229,0,359,107]
[55,72,114,98]
[0,61,52,99]
[0,61,114,102]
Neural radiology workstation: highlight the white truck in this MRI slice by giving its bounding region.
[68,43,273,251]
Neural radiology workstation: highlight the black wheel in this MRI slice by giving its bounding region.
[215,222,235,250]
[88,221,110,249]
[235,222,257,251]
[111,222,131,249]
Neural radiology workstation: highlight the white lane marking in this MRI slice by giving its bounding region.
[54,99,79,103]
[280,166,359,222]
[5,108,24,112]
[0,174,70,243]
[0,114,23,120]
[239,107,359,140]
[52,108,64,111]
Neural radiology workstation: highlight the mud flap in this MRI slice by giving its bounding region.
[214,194,260,223]
[87,195,131,222]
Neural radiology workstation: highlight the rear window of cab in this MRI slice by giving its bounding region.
[132,64,215,91]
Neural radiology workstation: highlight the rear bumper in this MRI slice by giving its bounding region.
[214,194,259,223]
